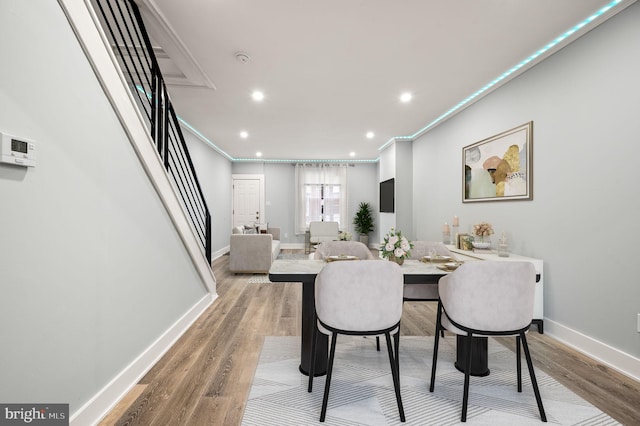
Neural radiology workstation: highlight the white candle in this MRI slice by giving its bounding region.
[452,216,459,226]
[443,222,450,233]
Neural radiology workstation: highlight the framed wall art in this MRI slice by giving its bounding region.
[463,121,533,203]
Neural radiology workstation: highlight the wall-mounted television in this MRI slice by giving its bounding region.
[379,178,395,213]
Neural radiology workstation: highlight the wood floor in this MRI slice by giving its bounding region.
[100,250,640,425]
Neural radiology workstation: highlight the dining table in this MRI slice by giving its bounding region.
[269,255,542,378]
[268,257,473,376]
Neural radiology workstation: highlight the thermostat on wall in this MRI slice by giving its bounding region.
[0,132,36,167]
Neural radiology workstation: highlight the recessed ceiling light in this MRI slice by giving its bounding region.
[349,152,356,157]
[366,131,375,139]
[400,92,412,103]
[240,130,249,138]
[252,91,265,101]
[256,151,262,157]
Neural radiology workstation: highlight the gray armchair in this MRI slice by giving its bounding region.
[309,221,340,246]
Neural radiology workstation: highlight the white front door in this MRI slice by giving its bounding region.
[232,174,265,229]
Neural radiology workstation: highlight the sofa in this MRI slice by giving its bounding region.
[229,226,281,273]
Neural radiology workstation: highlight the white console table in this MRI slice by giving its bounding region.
[449,247,544,333]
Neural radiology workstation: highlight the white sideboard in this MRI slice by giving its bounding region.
[449,247,544,333]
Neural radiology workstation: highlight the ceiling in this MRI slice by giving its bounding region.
[133,0,629,162]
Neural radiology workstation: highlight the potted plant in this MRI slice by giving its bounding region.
[353,202,374,246]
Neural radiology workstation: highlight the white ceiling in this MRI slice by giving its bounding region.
[134,0,630,162]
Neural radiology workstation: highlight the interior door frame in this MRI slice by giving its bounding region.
[232,174,266,228]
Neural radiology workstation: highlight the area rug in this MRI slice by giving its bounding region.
[242,336,619,425]
[247,275,272,284]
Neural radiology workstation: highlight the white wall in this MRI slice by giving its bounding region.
[412,3,640,374]
[183,129,232,257]
[0,1,210,416]
[378,144,396,238]
[395,141,414,239]
[348,163,380,245]
[378,140,415,240]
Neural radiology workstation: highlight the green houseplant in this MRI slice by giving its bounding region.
[353,202,374,246]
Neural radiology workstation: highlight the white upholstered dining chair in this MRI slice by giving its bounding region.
[308,260,406,422]
[405,241,453,301]
[310,240,375,260]
[429,261,547,423]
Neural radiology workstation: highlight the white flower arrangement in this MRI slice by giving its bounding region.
[380,228,413,260]
[338,231,352,241]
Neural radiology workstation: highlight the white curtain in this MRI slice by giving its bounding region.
[295,164,348,235]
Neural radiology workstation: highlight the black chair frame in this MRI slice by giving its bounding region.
[308,316,406,423]
[430,300,547,423]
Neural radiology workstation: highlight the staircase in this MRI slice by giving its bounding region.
[89,0,212,263]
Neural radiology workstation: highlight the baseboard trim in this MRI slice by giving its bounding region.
[70,293,216,425]
[281,243,305,250]
[212,245,229,260]
[545,318,640,383]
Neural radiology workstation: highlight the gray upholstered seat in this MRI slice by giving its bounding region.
[429,261,547,423]
[311,240,375,260]
[308,260,406,422]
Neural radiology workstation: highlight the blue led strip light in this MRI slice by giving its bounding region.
[378,0,623,153]
[135,0,623,162]
[134,85,234,160]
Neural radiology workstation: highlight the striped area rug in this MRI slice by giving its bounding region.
[247,275,272,284]
[242,336,619,425]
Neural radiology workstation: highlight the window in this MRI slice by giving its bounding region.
[304,184,342,224]
[295,164,348,234]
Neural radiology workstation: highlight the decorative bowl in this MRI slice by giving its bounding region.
[472,241,491,249]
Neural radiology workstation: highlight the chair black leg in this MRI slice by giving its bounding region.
[376,335,380,351]
[461,332,473,422]
[429,300,443,392]
[320,332,338,422]
[308,324,318,392]
[393,329,401,387]
[385,332,406,422]
[516,335,522,392]
[520,332,547,422]
[393,327,400,370]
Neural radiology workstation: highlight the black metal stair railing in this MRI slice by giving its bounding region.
[90,0,212,263]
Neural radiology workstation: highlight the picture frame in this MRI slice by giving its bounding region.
[459,235,474,251]
[463,121,533,202]
[455,233,469,249]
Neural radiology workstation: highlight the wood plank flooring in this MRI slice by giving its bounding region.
[100,250,640,425]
